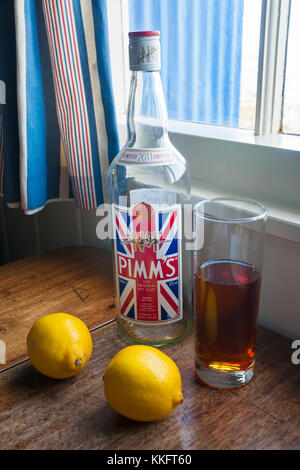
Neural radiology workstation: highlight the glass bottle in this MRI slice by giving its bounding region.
[107,31,192,346]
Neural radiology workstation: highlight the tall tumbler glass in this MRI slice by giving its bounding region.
[193,197,267,389]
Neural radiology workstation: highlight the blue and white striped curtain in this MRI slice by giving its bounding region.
[0,0,119,214]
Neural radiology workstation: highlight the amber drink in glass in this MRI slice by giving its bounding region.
[193,197,267,389]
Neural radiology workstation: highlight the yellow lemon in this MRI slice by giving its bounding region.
[27,313,93,379]
[104,345,183,422]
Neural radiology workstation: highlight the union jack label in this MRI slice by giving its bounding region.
[112,202,183,324]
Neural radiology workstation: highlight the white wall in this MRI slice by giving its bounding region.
[259,234,300,339]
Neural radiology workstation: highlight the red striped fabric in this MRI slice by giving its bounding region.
[42,0,96,209]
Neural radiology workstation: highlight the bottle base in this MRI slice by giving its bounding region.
[117,317,192,347]
[194,359,255,390]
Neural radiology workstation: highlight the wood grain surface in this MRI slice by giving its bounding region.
[0,246,114,373]
[0,322,299,450]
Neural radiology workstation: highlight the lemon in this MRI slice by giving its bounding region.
[104,345,183,422]
[27,313,93,379]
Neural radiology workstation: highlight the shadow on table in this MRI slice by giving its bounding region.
[2,360,79,401]
[64,401,185,450]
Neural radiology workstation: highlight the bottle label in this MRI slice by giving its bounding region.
[119,148,177,165]
[129,35,161,71]
[112,201,183,324]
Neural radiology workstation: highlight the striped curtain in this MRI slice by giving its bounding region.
[0,0,119,214]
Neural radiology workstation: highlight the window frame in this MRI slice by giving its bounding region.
[107,0,300,242]
[255,0,291,135]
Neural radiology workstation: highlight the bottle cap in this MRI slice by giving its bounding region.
[129,31,161,72]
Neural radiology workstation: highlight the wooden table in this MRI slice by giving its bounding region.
[0,247,299,450]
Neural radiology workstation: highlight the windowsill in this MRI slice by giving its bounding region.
[117,114,300,243]
[118,113,300,152]
[191,181,300,243]
[168,118,300,153]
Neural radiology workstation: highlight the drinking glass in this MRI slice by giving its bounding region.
[193,197,267,389]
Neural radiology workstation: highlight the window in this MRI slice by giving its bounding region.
[239,0,262,129]
[129,0,262,129]
[282,0,300,135]
[108,0,300,218]
[127,0,300,137]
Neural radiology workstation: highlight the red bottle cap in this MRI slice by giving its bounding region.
[129,31,160,37]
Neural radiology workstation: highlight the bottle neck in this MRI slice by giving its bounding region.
[126,71,169,149]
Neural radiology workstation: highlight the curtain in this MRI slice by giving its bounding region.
[0,0,119,214]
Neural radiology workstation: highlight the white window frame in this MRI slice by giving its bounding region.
[255,0,291,135]
[107,0,300,243]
